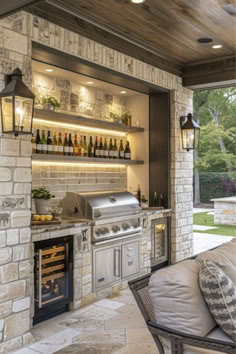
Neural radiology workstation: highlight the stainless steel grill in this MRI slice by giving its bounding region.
[61,190,143,242]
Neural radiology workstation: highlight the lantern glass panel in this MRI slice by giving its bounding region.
[1,96,13,132]
[15,96,33,134]
[182,128,194,150]
[194,129,200,149]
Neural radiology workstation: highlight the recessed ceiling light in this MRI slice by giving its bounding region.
[212,44,223,49]
[87,81,94,84]
[120,91,127,94]
[45,69,53,72]
[197,37,213,44]
[131,0,145,3]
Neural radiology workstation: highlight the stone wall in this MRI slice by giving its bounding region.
[213,197,236,226]
[0,10,193,352]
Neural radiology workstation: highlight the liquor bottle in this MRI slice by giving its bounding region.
[94,136,99,158]
[159,194,164,208]
[119,140,124,159]
[68,133,73,156]
[103,138,108,158]
[32,130,36,154]
[63,133,69,156]
[47,131,52,155]
[83,136,88,157]
[79,135,83,156]
[36,129,41,154]
[109,138,113,159]
[52,131,58,155]
[153,191,159,207]
[137,185,141,205]
[57,132,63,155]
[88,136,94,157]
[99,137,104,158]
[41,130,47,154]
[73,134,79,156]
[113,139,118,159]
[124,141,131,160]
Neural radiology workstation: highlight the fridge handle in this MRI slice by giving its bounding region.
[38,249,42,309]
[114,249,120,277]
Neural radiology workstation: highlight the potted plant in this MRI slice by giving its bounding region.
[32,187,55,215]
[141,195,148,208]
[121,111,132,126]
[41,96,60,111]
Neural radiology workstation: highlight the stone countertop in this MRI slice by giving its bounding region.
[211,196,236,203]
[32,218,91,235]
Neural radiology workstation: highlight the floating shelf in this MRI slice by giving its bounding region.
[32,154,144,165]
[33,108,144,133]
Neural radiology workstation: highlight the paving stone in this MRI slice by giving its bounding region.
[73,329,125,344]
[54,343,125,353]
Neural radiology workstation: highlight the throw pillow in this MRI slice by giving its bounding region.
[199,259,236,342]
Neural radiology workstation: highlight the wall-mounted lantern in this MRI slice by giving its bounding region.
[0,68,35,137]
[180,113,200,151]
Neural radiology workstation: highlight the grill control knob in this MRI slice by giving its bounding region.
[132,221,139,229]
[112,225,120,233]
[95,229,102,236]
[101,227,109,234]
[122,223,130,230]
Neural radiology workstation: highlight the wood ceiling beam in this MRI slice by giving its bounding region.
[0,0,45,19]
[183,55,236,89]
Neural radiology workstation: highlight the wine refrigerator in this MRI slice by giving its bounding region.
[151,217,170,271]
[33,236,73,324]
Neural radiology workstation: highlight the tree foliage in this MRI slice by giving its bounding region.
[193,87,236,174]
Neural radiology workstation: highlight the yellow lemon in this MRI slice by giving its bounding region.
[46,215,53,221]
[33,215,40,221]
[40,215,46,221]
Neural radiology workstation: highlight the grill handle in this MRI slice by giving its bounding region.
[114,249,120,277]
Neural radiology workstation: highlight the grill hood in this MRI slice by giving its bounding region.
[61,190,141,220]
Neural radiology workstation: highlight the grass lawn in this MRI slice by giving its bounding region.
[193,212,236,237]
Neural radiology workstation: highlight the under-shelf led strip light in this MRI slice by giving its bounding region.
[32,160,127,168]
[33,118,127,137]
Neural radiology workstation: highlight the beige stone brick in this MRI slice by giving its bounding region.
[0,182,13,195]
[23,332,35,346]
[0,157,16,167]
[7,229,19,245]
[0,138,20,156]
[0,231,6,248]
[4,310,30,340]
[19,260,32,279]
[0,280,26,303]
[14,183,31,195]
[0,263,18,284]
[0,247,12,266]
[0,301,12,318]
[13,296,30,313]
[0,168,11,181]
[20,227,31,243]
[20,140,32,157]
[11,210,31,227]
[16,157,31,167]
[0,319,4,331]
[0,335,22,353]
[14,168,32,182]
[4,28,28,55]
[13,244,31,261]
[9,51,24,62]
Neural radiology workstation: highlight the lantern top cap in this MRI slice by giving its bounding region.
[0,67,35,99]
[181,113,200,130]
[11,68,23,80]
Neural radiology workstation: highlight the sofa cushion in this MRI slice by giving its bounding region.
[199,259,236,341]
[215,241,236,268]
[206,326,234,343]
[149,259,216,337]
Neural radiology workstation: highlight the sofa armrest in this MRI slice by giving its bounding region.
[147,320,236,354]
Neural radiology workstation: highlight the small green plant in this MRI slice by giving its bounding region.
[121,111,132,125]
[41,96,60,108]
[141,195,148,203]
[32,187,55,200]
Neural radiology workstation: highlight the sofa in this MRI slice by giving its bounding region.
[129,239,236,354]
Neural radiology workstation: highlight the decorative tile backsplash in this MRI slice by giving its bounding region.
[32,71,127,120]
[32,164,127,209]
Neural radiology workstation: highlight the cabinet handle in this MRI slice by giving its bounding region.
[127,248,134,251]
[38,249,42,309]
[114,249,120,277]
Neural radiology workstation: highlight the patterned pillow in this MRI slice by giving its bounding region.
[199,259,236,342]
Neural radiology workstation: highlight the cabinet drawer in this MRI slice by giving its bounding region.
[121,241,139,278]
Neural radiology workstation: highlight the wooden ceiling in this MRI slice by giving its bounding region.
[1,0,235,87]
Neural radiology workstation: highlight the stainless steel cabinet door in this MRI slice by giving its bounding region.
[95,246,121,289]
[121,241,139,278]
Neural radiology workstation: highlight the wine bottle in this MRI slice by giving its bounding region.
[68,133,73,156]
[88,136,94,157]
[83,136,88,157]
[73,134,79,156]
[104,138,108,158]
[57,132,63,155]
[109,138,113,159]
[99,137,104,158]
[36,129,41,154]
[137,185,141,205]
[52,132,58,155]
[124,141,131,160]
[94,136,99,158]
[79,135,83,156]
[159,194,164,208]
[113,139,118,159]
[119,140,124,159]
[41,130,47,154]
[32,130,36,154]
[47,131,52,155]
[153,191,159,207]
[63,133,69,156]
